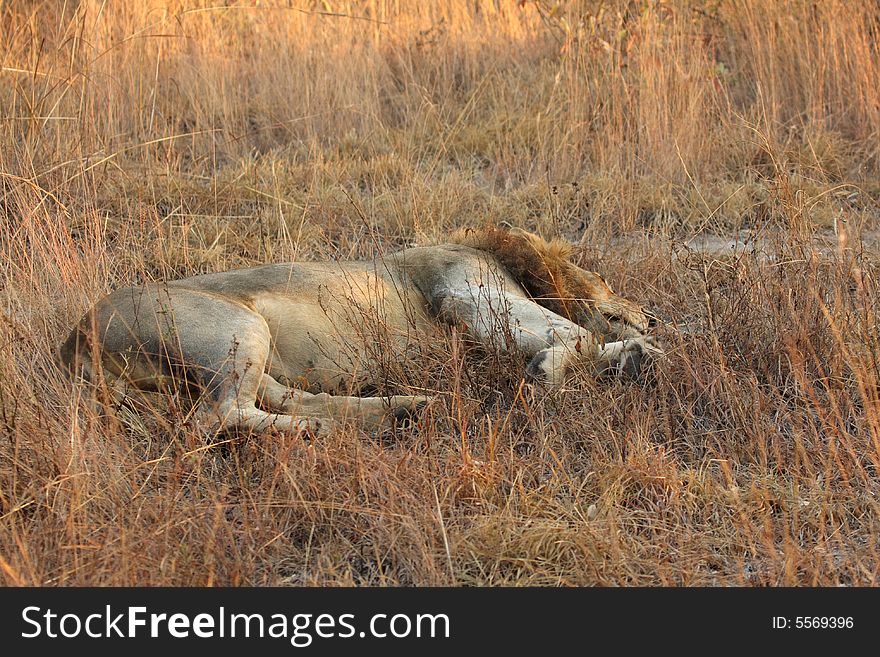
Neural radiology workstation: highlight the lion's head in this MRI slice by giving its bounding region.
[450,225,657,343]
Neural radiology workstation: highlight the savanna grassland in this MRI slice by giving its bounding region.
[1,0,879,586]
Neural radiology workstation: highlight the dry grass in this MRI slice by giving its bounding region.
[1,0,879,586]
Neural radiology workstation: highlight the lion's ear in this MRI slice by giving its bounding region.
[597,273,613,293]
[498,222,533,241]
[505,225,536,241]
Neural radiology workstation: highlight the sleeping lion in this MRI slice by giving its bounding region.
[61,226,662,437]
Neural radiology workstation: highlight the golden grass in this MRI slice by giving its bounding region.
[1,0,879,585]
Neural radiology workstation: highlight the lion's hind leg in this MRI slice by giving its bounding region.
[214,402,330,437]
[257,374,428,431]
[198,331,333,438]
[207,366,332,438]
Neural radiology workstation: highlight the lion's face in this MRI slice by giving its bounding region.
[564,265,657,342]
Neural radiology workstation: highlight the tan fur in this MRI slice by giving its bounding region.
[61,226,661,437]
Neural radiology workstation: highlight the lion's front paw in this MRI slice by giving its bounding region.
[526,346,567,386]
[387,395,431,429]
[618,337,663,378]
[294,416,334,439]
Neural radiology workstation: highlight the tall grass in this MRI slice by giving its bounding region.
[1,0,878,585]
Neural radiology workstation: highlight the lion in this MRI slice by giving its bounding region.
[60,226,662,437]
